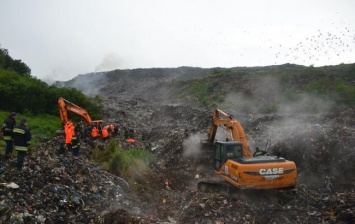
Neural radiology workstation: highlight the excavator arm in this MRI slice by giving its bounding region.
[208,109,252,157]
[58,97,94,126]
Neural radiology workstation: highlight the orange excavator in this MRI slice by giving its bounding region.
[198,109,297,191]
[57,97,103,135]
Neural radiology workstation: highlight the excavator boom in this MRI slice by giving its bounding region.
[58,97,102,126]
[208,109,252,157]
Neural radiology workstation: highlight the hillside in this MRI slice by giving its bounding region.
[59,63,355,110]
[54,63,355,222]
[2,62,354,223]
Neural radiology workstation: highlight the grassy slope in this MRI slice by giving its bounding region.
[0,111,60,152]
[178,63,355,110]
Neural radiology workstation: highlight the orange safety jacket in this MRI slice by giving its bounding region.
[127,138,136,144]
[65,122,73,144]
[102,127,109,138]
[91,127,99,138]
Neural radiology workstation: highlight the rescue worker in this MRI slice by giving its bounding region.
[91,126,99,138]
[65,122,73,151]
[13,118,31,170]
[75,121,86,139]
[253,147,267,157]
[71,126,80,156]
[102,125,109,139]
[2,112,17,159]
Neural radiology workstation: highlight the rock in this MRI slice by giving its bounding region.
[1,182,19,189]
[199,203,205,208]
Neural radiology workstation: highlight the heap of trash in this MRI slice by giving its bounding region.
[0,138,143,223]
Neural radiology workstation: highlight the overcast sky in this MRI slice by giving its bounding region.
[1,0,355,81]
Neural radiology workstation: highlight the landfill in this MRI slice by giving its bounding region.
[1,101,355,223]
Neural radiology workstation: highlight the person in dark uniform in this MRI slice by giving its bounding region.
[2,112,17,159]
[13,118,31,170]
[71,133,80,156]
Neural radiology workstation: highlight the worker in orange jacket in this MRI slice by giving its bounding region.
[65,122,73,151]
[91,126,99,138]
[102,125,109,139]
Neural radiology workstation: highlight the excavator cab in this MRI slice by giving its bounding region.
[214,141,243,170]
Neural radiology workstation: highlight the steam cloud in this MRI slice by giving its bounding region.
[42,70,62,85]
[95,53,121,72]
[218,74,353,189]
[183,133,204,159]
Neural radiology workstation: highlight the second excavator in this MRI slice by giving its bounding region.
[198,109,297,191]
[57,97,103,135]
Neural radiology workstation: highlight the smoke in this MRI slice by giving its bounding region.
[217,74,355,189]
[95,53,121,72]
[183,133,204,159]
[64,72,107,96]
[221,74,336,116]
[278,94,335,115]
[42,70,61,85]
[220,76,282,115]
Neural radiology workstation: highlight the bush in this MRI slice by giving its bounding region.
[92,140,155,186]
[335,81,355,106]
[306,77,332,94]
[189,79,225,106]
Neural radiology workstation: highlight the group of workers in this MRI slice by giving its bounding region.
[91,124,118,139]
[2,111,138,169]
[64,122,132,155]
[63,122,117,156]
[2,112,32,170]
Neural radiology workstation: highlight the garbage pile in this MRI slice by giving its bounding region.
[0,138,142,223]
[1,101,354,223]
[244,108,355,190]
[178,186,355,223]
[102,100,355,223]
[134,105,355,223]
